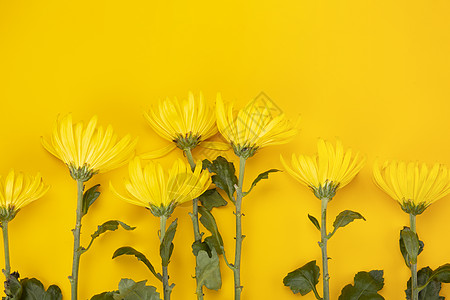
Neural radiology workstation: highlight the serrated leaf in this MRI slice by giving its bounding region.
[82,184,101,217]
[195,248,222,292]
[84,220,135,253]
[113,247,162,281]
[198,206,224,255]
[330,210,365,238]
[243,169,280,196]
[4,273,22,300]
[308,214,320,231]
[202,157,238,202]
[160,219,178,267]
[283,260,320,296]
[115,279,161,300]
[400,227,420,265]
[20,278,62,300]
[406,267,444,300]
[90,292,116,300]
[192,240,212,257]
[198,189,227,211]
[338,270,385,300]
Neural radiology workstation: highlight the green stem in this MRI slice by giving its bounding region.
[410,213,418,300]
[184,148,204,300]
[160,215,171,300]
[234,157,247,300]
[70,179,84,300]
[2,221,10,277]
[320,197,330,300]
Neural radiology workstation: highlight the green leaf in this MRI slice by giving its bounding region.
[406,267,444,300]
[82,184,101,217]
[243,169,280,196]
[115,279,161,300]
[338,270,385,300]
[195,248,222,292]
[192,240,212,257]
[160,219,178,267]
[20,278,62,300]
[198,206,224,255]
[202,157,238,202]
[430,264,450,283]
[283,260,320,296]
[84,220,135,253]
[4,273,22,300]
[113,247,162,281]
[90,292,116,300]
[198,189,227,211]
[330,210,365,238]
[400,227,420,265]
[308,214,320,231]
[400,235,424,268]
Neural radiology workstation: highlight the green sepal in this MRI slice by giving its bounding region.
[311,180,339,200]
[195,248,222,292]
[18,278,62,300]
[198,206,224,255]
[112,247,162,281]
[338,270,385,300]
[83,220,135,254]
[81,184,100,218]
[160,219,178,267]
[308,214,320,231]
[202,157,238,202]
[328,210,365,239]
[198,189,227,211]
[400,227,420,265]
[283,260,320,296]
[243,169,280,196]
[406,267,444,300]
[192,240,212,258]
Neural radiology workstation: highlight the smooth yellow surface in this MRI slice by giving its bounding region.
[1,1,450,299]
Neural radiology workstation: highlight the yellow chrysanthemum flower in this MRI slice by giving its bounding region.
[373,160,450,215]
[42,114,138,181]
[143,92,229,159]
[281,139,365,199]
[110,157,211,217]
[0,170,49,222]
[216,94,298,159]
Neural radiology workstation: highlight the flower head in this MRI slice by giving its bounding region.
[42,114,137,181]
[110,157,211,217]
[281,139,365,199]
[373,160,450,215]
[143,92,224,157]
[0,170,49,222]
[216,94,298,159]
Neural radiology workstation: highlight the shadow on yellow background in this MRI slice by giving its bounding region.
[1,0,450,299]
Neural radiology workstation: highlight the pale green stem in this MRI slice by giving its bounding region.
[233,157,247,300]
[2,221,10,277]
[70,179,84,300]
[160,215,171,300]
[184,148,204,300]
[320,197,330,300]
[410,213,418,300]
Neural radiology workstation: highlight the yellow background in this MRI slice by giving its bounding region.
[1,0,450,299]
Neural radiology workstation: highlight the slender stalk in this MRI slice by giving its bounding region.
[320,197,330,300]
[410,213,418,300]
[184,148,204,300]
[2,221,10,277]
[234,157,247,300]
[160,215,171,300]
[70,179,84,300]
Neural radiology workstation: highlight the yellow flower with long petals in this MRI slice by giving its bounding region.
[281,139,365,199]
[373,160,450,215]
[143,92,228,158]
[111,157,211,217]
[216,94,298,159]
[42,114,137,181]
[0,170,49,222]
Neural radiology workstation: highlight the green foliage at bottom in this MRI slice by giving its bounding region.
[283,260,320,296]
[90,279,160,300]
[3,272,62,300]
[406,267,445,300]
[339,270,385,300]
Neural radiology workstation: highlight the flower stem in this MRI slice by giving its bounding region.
[320,197,330,300]
[70,179,84,300]
[184,148,204,300]
[410,213,418,300]
[160,215,171,300]
[234,157,247,300]
[2,221,10,277]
